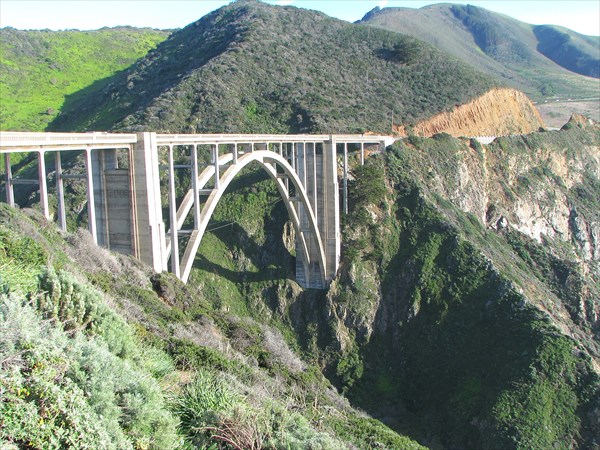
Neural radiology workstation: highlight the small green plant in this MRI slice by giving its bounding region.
[35,268,101,332]
[171,370,238,448]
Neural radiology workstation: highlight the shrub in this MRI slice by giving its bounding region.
[336,348,364,392]
[0,293,132,449]
[349,159,387,210]
[1,278,181,449]
[0,230,47,267]
[35,268,101,332]
[171,370,238,448]
[34,268,141,358]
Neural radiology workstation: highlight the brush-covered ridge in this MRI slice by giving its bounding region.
[360,3,600,101]
[49,0,498,134]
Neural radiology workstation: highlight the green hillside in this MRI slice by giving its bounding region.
[49,0,497,134]
[1,1,599,449]
[360,4,600,101]
[0,190,427,450]
[0,26,169,131]
[334,124,600,448]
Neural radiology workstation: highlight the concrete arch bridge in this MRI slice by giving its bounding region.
[0,132,395,289]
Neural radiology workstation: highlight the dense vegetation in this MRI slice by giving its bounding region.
[0,27,169,131]
[1,2,599,449]
[49,0,497,134]
[0,203,427,449]
[2,128,599,448]
[319,126,600,449]
[360,4,600,100]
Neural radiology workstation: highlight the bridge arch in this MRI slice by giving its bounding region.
[169,149,327,285]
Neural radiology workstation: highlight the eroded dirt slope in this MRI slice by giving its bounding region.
[396,87,545,137]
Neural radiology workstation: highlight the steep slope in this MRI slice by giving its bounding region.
[49,0,498,134]
[0,203,427,450]
[3,126,598,449]
[324,124,600,448]
[0,27,169,131]
[534,25,600,78]
[360,4,600,101]
[395,87,544,137]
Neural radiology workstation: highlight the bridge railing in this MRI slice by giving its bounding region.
[0,131,137,151]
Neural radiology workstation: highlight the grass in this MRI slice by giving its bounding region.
[0,27,168,132]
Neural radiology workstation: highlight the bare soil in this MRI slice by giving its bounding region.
[395,88,544,137]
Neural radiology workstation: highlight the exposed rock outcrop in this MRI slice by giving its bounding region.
[396,87,545,137]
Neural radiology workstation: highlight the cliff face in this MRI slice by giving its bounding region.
[396,123,600,360]
[324,125,600,448]
[396,88,545,137]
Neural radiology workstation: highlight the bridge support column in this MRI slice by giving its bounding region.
[4,154,14,207]
[295,142,311,287]
[130,132,166,273]
[87,147,133,254]
[84,149,97,243]
[167,145,180,278]
[292,139,341,288]
[322,138,340,282]
[55,152,66,231]
[91,148,114,246]
[38,151,50,220]
[295,142,327,289]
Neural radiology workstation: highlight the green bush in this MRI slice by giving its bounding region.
[0,291,180,449]
[171,370,238,448]
[0,230,47,267]
[336,349,364,391]
[35,268,101,332]
[171,370,350,450]
[349,159,387,210]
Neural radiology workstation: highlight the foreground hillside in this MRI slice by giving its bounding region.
[360,4,600,102]
[0,27,169,131]
[0,204,425,449]
[49,0,498,134]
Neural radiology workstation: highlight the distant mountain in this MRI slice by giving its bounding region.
[0,27,169,131]
[359,3,600,101]
[49,0,498,134]
[534,24,600,78]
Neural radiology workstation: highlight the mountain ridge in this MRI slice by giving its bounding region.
[48,0,500,134]
[359,3,600,101]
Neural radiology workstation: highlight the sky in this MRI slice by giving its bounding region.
[1,0,599,36]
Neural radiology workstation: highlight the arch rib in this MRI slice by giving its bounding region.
[165,152,312,271]
[178,150,327,284]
